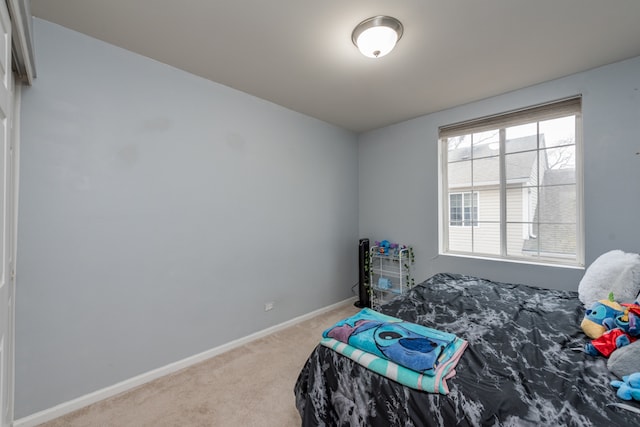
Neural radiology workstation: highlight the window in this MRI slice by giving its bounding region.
[439,97,583,266]
[449,192,478,227]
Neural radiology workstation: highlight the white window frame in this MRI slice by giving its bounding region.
[438,96,584,267]
[449,191,479,227]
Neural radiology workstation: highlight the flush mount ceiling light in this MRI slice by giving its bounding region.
[352,15,403,58]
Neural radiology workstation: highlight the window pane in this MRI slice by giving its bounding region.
[539,184,576,224]
[506,151,538,184]
[481,187,500,222]
[505,186,539,224]
[448,225,472,252]
[472,130,499,159]
[473,222,500,255]
[505,125,538,153]
[450,192,479,226]
[463,192,478,226]
[447,135,472,162]
[471,192,479,225]
[448,160,471,188]
[537,223,577,259]
[450,193,462,225]
[473,156,499,185]
[507,222,535,257]
[540,116,575,148]
[543,145,575,173]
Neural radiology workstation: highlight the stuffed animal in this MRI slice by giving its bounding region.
[585,328,636,357]
[377,277,392,290]
[581,294,625,339]
[611,372,640,401]
[375,240,400,256]
[617,301,640,336]
[608,340,640,378]
[377,240,391,255]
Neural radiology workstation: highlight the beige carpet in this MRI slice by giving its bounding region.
[38,303,359,427]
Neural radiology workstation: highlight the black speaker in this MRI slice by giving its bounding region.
[355,238,370,308]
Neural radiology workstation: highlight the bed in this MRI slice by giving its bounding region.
[294,272,640,426]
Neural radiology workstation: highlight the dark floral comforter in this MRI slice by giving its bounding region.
[294,273,640,426]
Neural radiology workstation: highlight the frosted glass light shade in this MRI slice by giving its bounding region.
[352,16,403,59]
[356,26,398,58]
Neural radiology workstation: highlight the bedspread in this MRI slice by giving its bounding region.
[294,273,640,426]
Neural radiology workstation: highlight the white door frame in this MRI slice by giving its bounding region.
[0,0,13,423]
[4,78,21,427]
[1,0,32,423]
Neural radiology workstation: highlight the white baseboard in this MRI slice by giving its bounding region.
[13,297,357,427]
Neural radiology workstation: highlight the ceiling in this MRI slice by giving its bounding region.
[29,0,640,133]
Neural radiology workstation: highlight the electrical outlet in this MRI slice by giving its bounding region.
[264,301,274,311]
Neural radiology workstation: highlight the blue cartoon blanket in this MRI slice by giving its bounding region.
[321,308,467,393]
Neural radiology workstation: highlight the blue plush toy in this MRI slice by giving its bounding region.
[378,240,391,255]
[611,372,640,401]
[581,293,624,339]
[377,277,392,290]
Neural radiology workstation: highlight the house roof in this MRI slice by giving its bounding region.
[447,135,539,188]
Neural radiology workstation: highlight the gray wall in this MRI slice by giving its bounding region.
[359,55,640,291]
[17,16,640,420]
[15,19,358,418]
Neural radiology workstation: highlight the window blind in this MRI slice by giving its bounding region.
[439,96,582,139]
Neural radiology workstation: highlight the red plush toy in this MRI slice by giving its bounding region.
[585,328,637,357]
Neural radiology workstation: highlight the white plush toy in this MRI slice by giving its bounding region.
[578,250,640,308]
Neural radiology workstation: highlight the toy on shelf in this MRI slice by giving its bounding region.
[378,277,392,290]
[375,240,394,255]
[374,240,408,257]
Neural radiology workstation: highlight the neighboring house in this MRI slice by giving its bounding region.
[447,134,576,259]
[522,167,577,258]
